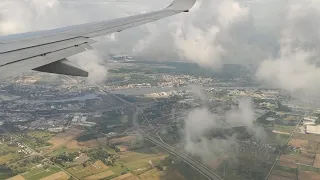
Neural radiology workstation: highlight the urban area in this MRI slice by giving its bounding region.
[0,56,319,180]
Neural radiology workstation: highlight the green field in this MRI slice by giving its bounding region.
[50,146,78,157]
[67,165,92,179]
[14,131,55,151]
[0,142,23,165]
[27,131,55,140]
[77,131,103,142]
[299,165,320,173]
[0,166,17,179]
[274,165,297,173]
[168,157,207,180]
[108,163,128,175]
[275,134,291,145]
[22,166,60,180]
[272,125,296,133]
[215,158,272,180]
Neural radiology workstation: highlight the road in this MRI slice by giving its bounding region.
[264,116,304,180]
[104,89,223,180]
[145,134,223,180]
[132,109,223,180]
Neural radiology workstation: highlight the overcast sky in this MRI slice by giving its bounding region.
[1,0,320,99]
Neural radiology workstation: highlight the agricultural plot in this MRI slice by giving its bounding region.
[22,166,60,180]
[280,154,314,166]
[39,171,69,180]
[109,136,137,146]
[66,138,108,150]
[214,158,272,180]
[161,168,186,180]
[108,163,128,175]
[14,131,55,151]
[273,126,296,134]
[288,138,308,148]
[314,154,320,168]
[119,148,168,171]
[66,160,110,179]
[124,155,167,170]
[268,174,295,180]
[270,129,320,180]
[83,170,115,180]
[0,142,23,165]
[27,131,55,142]
[6,175,25,180]
[110,173,139,180]
[270,169,296,180]
[138,168,165,180]
[293,133,320,141]
[299,170,320,180]
[48,128,84,150]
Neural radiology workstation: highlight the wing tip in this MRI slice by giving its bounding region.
[166,0,197,11]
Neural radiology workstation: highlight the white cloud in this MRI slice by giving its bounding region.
[256,0,320,99]
[1,0,320,96]
[182,98,265,163]
[70,50,108,85]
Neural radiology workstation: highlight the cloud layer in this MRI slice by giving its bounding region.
[1,0,320,97]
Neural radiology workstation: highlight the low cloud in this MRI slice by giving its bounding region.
[182,98,266,163]
[256,0,320,99]
[183,108,235,163]
[226,98,267,139]
[70,50,108,84]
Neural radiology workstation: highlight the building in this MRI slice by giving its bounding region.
[306,125,320,135]
[266,117,276,122]
[71,115,96,127]
[303,116,318,124]
[48,127,64,133]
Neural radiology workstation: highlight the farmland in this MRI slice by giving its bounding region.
[22,166,61,180]
[48,128,85,150]
[269,127,320,179]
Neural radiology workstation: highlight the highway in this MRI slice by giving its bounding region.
[133,110,223,180]
[104,89,223,180]
[145,134,223,180]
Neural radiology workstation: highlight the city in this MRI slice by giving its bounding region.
[0,56,319,180]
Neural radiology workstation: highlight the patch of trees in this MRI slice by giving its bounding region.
[87,148,118,166]
[0,165,17,179]
[314,113,320,125]
[19,133,51,148]
[50,152,79,166]
[77,131,102,142]
[16,156,44,168]
[275,101,292,112]
[256,111,274,125]
[88,148,109,163]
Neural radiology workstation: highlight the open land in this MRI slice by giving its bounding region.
[48,128,85,150]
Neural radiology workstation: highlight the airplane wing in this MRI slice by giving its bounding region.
[0,0,196,78]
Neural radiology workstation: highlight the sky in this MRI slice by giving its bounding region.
[1,0,320,98]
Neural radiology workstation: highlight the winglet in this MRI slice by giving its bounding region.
[166,0,197,11]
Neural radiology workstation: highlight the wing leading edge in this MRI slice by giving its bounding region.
[0,0,196,78]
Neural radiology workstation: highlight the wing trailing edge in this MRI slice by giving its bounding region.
[33,59,88,77]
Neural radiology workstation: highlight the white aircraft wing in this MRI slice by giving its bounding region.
[0,0,196,78]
